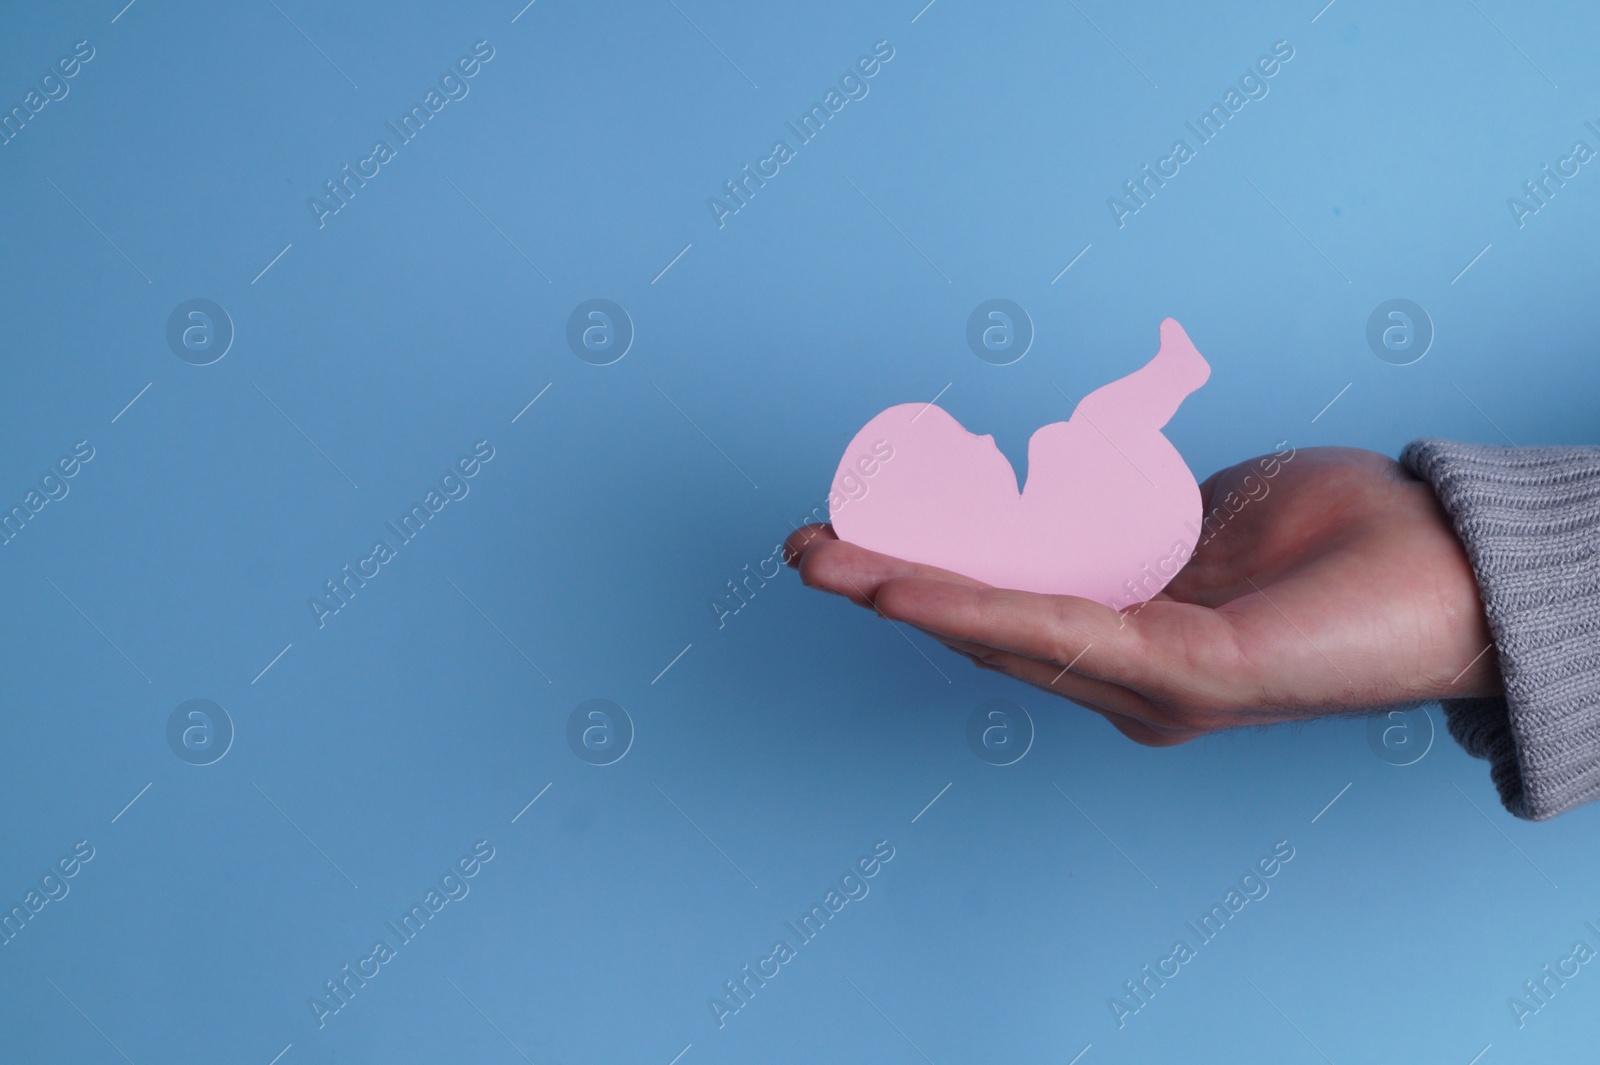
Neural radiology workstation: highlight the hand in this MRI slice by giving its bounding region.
[784,447,1499,746]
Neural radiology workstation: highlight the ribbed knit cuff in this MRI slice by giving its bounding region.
[1401,439,1600,820]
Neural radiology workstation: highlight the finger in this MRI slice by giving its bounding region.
[926,631,1202,738]
[783,524,836,567]
[871,577,1151,686]
[946,642,1201,746]
[917,628,1138,709]
[795,540,990,607]
[1194,461,1233,514]
[1162,455,1274,604]
[1097,709,1199,747]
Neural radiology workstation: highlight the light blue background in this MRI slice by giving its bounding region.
[2,0,1597,1061]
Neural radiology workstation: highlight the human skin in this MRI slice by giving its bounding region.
[784,447,1500,746]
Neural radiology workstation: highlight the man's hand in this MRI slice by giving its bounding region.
[784,447,1499,746]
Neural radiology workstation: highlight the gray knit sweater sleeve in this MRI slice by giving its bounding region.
[1400,439,1600,820]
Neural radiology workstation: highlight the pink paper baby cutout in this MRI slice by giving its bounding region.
[829,317,1211,605]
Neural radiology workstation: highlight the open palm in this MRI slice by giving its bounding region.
[785,446,1498,745]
